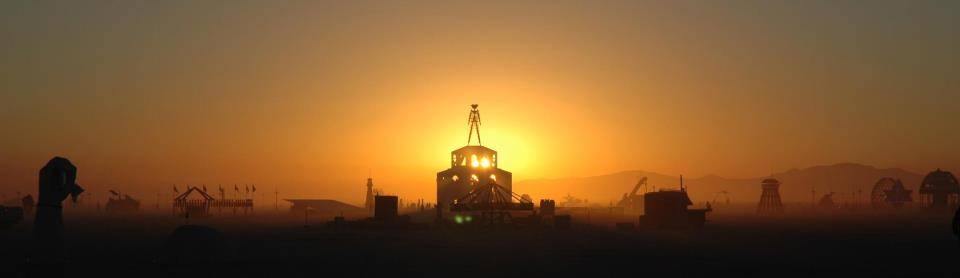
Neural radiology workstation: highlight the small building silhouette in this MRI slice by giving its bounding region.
[640,188,710,229]
[540,199,556,217]
[374,195,398,221]
[173,187,215,217]
[174,186,254,216]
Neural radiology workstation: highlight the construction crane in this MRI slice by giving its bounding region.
[617,177,647,213]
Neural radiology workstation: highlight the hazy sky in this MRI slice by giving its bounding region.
[1,1,957,203]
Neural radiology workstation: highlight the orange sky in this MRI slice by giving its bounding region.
[1,1,958,204]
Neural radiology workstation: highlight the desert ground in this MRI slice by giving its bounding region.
[2,204,958,277]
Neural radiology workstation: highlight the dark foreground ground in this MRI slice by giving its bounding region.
[2,206,958,277]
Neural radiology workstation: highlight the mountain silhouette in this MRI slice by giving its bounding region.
[516,163,925,205]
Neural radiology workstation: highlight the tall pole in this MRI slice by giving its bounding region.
[275,187,279,211]
[857,189,862,209]
[811,186,816,210]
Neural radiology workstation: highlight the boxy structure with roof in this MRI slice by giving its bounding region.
[639,187,710,229]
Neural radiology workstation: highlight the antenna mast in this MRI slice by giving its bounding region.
[467,104,482,146]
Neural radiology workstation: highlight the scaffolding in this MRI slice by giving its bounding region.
[450,181,533,225]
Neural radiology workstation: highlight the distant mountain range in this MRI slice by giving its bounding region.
[515,163,930,205]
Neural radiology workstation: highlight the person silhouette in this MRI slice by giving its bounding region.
[28,157,84,276]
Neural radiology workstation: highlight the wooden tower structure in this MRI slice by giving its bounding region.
[436,104,513,210]
[757,178,784,215]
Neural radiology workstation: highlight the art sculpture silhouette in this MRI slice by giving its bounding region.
[29,157,84,276]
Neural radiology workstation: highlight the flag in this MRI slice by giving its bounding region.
[245,186,249,193]
[173,185,179,193]
[252,185,257,193]
[234,185,239,192]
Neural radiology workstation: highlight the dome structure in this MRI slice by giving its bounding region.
[918,169,959,209]
[919,169,959,193]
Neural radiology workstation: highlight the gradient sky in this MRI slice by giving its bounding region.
[1,1,958,204]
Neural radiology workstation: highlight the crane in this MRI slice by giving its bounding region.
[617,177,648,212]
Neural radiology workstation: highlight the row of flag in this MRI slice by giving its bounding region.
[173,184,257,194]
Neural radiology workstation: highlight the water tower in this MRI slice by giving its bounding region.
[757,178,784,215]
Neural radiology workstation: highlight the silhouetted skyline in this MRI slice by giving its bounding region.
[4,2,960,277]
[1,1,957,203]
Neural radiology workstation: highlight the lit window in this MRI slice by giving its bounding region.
[471,154,479,167]
[471,174,478,181]
[490,174,496,181]
[452,175,459,181]
[481,157,491,168]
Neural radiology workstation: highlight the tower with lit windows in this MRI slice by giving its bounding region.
[436,104,513,209]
